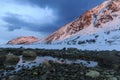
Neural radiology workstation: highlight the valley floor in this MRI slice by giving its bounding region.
[0,48,120,80]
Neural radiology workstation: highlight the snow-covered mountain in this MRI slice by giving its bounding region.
[5,0,120,51]
[45,0,120,44]
[7,36,40,45]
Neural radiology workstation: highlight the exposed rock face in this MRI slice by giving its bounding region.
[45,0,120,43]
[45,10,93,43]
[7,36,39,45]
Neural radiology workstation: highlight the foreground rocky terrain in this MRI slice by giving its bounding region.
[0,48,120,80]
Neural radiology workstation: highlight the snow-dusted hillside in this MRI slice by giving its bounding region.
[7,36,40,45]
[54,15,120,45]
[45,0,120,43]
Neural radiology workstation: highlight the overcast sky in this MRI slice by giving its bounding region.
[0,0,104,44]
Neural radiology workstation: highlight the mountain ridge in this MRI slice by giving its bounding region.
[45,0,120,43]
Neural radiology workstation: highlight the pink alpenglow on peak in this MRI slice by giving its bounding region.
[45,0,120,43]
[7,36,40,45]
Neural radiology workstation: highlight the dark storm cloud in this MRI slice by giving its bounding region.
[0,0,105,43]
[3,13,58,34]
[2,0,105,35]
[18,0,104,26]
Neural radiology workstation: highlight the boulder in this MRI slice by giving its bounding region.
[86,70,100,78]
[98,53,120,68]
[5,54,19,65]
[115,53,120,57]
[22,50,37,59]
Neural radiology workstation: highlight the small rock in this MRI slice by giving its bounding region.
[106,75,113,78]
[33,72,38,76]
[5,66,15,71]
[42,61,51,69]
[41,74,47,80]
[8,75,19,80]
[107,77,117,80]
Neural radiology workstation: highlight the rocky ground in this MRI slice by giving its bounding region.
[0,48,120,80]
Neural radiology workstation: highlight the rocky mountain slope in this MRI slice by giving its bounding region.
[45,0,120,44]
[7,36,40,45]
